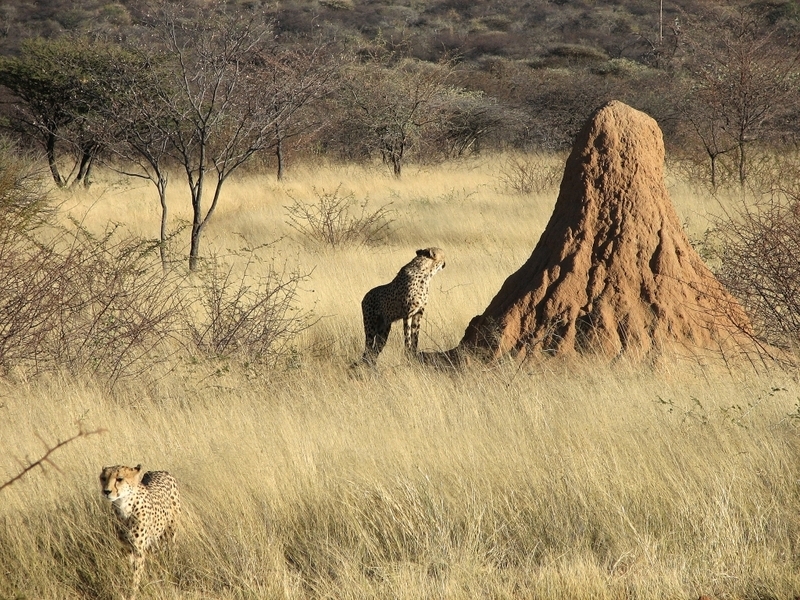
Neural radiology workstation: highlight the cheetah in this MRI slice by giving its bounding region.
[99,464,181,600]
[360,247,446,365]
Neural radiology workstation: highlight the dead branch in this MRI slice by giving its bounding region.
[0,426,106,493]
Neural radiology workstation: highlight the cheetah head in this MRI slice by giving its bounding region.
[100,464,144,502]
[415,247,446,274]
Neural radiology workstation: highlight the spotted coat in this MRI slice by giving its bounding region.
[100,464,181,599]
[360,247,446,365]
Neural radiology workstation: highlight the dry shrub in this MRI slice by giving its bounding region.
[497,154,561,195]
[0,137,50,230]
[0,139,316,383]
[48,222,186,381]
[0,220,186,384]
[0,219,312,381]
[702,191,800,348]
[285,185,393,248]
[187,248,313,365]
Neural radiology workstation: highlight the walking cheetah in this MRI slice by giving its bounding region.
[99,464,181,600]
[360,247,446,365]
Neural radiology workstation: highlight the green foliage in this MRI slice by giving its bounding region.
[0,35,143,186]
[0,36,136,123]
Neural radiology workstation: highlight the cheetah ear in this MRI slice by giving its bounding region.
[133,464,145,484]
[416,248,432,258]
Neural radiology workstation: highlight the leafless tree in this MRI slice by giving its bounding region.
[258,44,337,180]
[684,6,800,186]
[102,60,173,269]
[147,4,288,271]
[337,57,455,177]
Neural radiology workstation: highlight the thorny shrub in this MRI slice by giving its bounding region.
[497,154,562,195]
[285,185,393,248]
[699,190,800,349]
[0,140,313,385]
[187,247,313,366]
[0,218,186,385]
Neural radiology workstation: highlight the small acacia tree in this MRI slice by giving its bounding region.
[0,36,135,188]
[337,56,456,177]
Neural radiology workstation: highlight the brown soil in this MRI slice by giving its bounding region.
[455,100,753,362]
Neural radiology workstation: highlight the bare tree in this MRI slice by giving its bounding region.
[337,57,455,177]
[684,6,800,186]
[258,44,337,181]
[681,90,737,189]
[102,58,173,269]
[148,5,287,271]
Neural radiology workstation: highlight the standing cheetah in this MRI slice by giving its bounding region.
[360,247,446,365]
[99,464,181,600]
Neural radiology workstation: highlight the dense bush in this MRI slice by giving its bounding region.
[702,190,800,349]
[0,140,312,386]
[0,216,186,384]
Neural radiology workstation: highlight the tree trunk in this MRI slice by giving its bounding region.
[46,131,64,187]
[73,146,95,188]
[710,153,717,188]
[82,156,94,188]
[276,138,284,181]
[738,140,746,185]
[189,179,204,272]
[276,122,284,181]
[158,177,168,271]
[392,141,404,178]
[188,171,224,272]
[189,222,201,271]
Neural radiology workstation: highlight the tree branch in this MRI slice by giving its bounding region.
[0,426,106,493]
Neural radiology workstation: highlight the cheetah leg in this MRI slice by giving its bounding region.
[362,319,391,365]
[129,551,145,600]
[164,521,178,545]
[404,311,423,354]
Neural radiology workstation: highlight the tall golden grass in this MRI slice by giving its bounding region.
[2,155,800,599]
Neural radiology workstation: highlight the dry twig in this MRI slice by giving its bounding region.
[0,426,106,493]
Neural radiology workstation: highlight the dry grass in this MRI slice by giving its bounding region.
[2,155,800,599]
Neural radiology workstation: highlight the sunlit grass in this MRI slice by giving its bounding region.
[2,155,799,599]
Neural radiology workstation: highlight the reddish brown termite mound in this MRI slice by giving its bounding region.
[455,101,753,362]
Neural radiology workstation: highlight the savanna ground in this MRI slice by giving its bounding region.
[2,155,800,599]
